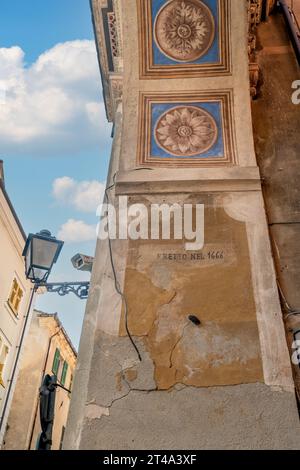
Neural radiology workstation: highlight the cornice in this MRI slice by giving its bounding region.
[91,0,123,122]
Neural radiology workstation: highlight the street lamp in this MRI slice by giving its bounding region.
[23,230,64,283]
[1,230,89,441]
[22,230,90,300]
[36,374,71,450]
[20,229,90,450]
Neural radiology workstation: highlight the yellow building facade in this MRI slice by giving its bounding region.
[4,310,77,450]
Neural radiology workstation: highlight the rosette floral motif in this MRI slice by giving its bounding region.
[155,106,218,156]
[154,0,215,62]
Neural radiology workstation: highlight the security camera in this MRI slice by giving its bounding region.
[71,253,94,272]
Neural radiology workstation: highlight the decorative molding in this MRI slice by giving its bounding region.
[247,0,262,98]
[138,0,231,78]
[154,105,218,157]
[247,0,277,98]
[249,62,260,98]
[91,0,123,122]
[154,0,216,62]
[110,75,123,111]
[112,0,124,72]
[137,90,237,167]
[107,12,118,58]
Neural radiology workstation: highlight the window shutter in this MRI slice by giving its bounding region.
[14,288,23,313]
[61,361,68,386]
[52,348,60,375]
[69,374,73,394]
[9,280,18,306]
[8,279,23,315]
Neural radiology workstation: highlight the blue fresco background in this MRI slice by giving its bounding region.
[150,101,224,159]
[152,0,220,66]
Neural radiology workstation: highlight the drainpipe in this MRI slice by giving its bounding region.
[278,0,300,65]
[27,324,62,450]
[0,286,37,445]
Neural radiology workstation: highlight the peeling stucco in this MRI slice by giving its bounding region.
[85,404,110,420]
[118,198,264,390]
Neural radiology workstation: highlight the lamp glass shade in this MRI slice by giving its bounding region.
[31,237,60,270]
[23,231,64,283]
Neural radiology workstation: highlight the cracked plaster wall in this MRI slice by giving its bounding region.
[81,382,300,450]
[118,194,264,390]
[63,1,300,449]
[64,188,300,450]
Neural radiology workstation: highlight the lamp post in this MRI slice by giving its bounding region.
[0,230,91,444]
[20,230,90,449]
[0,230,90,447]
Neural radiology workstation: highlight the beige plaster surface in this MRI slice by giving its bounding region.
[80,382,300,450]
[63,2,300,450]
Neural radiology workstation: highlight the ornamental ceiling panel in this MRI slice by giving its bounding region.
[137,90,236,167]
[138,0,231,78]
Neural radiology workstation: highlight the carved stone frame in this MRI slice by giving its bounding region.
[137,90,237,167]
[137,0,231,79]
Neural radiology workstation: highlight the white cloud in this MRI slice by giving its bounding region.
[57,219,96,243]
[53,176,105,213]
[0,41,111,155]
[52,176,75,199]
[73,180,105,212]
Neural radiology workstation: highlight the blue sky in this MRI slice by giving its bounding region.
[0,0,112,348]
[0,0,94,64]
